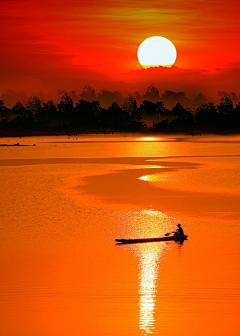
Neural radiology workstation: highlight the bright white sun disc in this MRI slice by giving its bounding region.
[137,36,177,68]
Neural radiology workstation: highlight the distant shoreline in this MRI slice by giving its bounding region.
[1,129,240,138]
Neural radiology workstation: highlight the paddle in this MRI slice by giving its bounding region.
[165,231,175,236]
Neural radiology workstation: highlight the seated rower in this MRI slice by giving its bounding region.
[174,223,184,238]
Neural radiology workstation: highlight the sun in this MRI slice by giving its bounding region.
[137,36,177,68]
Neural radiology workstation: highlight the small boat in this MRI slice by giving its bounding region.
[115,235,188,245]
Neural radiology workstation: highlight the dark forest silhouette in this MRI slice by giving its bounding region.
[0,85,240,136]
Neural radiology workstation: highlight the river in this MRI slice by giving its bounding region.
[0,134,239,335]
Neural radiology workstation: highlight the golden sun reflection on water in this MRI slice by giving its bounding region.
[126,209,173,334]
[138,174,161,183]
[137,244,164,334]
[138,166,164,183]
[136,137,161,142]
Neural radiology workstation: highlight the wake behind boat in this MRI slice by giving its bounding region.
[115,234,188,245]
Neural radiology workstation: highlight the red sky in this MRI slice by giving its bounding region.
[1,0,240,100]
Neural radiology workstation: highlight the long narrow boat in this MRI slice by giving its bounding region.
[115,235,188,244]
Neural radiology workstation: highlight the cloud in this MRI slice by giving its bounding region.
[124,66,240,98]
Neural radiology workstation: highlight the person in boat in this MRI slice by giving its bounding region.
[174,224,184,238]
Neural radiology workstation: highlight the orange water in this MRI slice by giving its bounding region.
[0,135,240,336]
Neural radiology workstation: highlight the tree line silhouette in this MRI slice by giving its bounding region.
[0,85,240,135]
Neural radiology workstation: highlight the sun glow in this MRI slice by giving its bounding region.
[136,137,161,142]
[142,137,157,141]
[137,36,177,68]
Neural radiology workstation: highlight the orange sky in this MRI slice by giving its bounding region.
[1,0,240,98]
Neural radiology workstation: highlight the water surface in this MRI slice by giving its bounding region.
[0,134,240,335]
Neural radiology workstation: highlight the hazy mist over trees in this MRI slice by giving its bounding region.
[1,85,240,135]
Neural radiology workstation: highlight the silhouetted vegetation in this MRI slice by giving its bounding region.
[1,86,240,136]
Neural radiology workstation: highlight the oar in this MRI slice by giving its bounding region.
[165,231,175,236]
